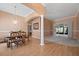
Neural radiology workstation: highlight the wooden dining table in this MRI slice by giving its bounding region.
[5,31,29,49]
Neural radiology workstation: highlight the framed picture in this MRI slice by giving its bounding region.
[33,23,39,30]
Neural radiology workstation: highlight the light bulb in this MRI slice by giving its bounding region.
[13,20,18,24]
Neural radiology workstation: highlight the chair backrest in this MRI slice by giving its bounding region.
[18,31,26,37]
[10,31,26,37]
[10,32,19,37]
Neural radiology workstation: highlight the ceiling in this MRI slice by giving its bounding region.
[44,3,79,20]
[0,3,35,17]
[0,3,79,20]
[23,3,45,15]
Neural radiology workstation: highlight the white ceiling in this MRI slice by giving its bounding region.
[0,3,79,20]
[0,3,35,17]
[44,3,79,20]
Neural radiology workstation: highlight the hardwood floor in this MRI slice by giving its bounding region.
[0,37,79,56]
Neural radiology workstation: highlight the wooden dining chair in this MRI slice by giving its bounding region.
[7,32,19,48]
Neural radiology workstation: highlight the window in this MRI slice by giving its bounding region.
[56,24,68,35]
[64,26,68,34]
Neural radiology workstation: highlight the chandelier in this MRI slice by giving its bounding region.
[13,4,18,25]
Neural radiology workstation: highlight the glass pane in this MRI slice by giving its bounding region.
[56,27,59,34]
[64,27,68,34]
[59,26,64,34]
[55,25,68,35]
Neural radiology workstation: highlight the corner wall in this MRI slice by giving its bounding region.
[0,11,27,37]
[53,16,74,38]
[44,18,53,36]
[72,14,79,39]
[32,17,41,39]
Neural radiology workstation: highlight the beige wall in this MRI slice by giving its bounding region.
[0,11,27,38]
[44,18,53,36]
[32,17,53,39]
[24,12,40,35]
[72,14,79,39]
[0,11,40,40]
[32,17,41,39]
[45,15,79,40]
[53,16,74,38]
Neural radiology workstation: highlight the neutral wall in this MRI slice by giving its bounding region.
[77,13,79,39]
[45,15,79,40]
[0,11,27,38]
[24,12,40,35]
[72,14,79,39]
[31,17,53,39]
[32,17,41,39]
[53,16,74,38]
[44,18,53,36]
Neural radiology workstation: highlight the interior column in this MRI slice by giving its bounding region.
[40,15,45,46]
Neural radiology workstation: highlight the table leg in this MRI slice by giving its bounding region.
[7,42,10,48]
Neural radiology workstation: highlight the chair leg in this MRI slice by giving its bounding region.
[10,42,13,49]
[22,38,26,45]
[15,41,18,47]
[7,42,10,48]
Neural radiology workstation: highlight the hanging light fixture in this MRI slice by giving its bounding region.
[13,20,18,24]
[13,4,18,25]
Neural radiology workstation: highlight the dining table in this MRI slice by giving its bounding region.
[5,35,29,49]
